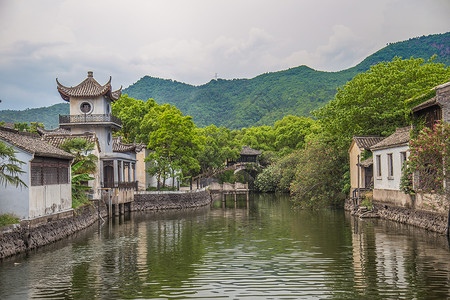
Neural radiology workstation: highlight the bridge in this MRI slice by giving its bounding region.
[208,182,250,201]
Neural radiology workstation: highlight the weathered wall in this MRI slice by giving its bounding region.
[0,202,107,259]
[133,190,212,211]
[349,142,362,196]
[0,146,31,219]
[29,184,72,219]
[345,198,449,235]
[373,189,414,209]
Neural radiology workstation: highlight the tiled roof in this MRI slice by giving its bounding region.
[240,146,262,155]
[359,157,373,168]
[43,133,98,151]
[412,96,438,112]
[112,137,142,153]
[56,71,121,102]
[352,136,385,150]
[0,122,15,129]
[0,127,74,160]
[371,127,411,151]
[37,127,71,136]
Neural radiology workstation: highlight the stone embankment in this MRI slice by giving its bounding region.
[0,190,212,259]
[345,199,449,235]
[133,190,212,211]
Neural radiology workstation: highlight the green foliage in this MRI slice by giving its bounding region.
[314,56,450,153]
[217,169,245,184]
[273,115,315,152]
[71,161,94,209]
[145,106,203,186]
[196,125,240,175]
[60,138,97,174]
[254,150,301,193]
[360,195,373,211]
[0,141,26,188]
[13,122,29,131]
[407,121,450,194]
[400,162,415,195]
[290,138,347,208]
[111,95,160,143]
[0,214,20,227]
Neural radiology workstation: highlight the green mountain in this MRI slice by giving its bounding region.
[123,32,450,129]
[0,103,69,129]
[1,32,449,129]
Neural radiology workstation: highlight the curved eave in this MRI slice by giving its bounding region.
[56,76,116,100]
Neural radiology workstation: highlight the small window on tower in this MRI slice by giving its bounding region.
[80,102,92,113]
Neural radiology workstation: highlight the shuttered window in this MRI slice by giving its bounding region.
[31,157,71,186]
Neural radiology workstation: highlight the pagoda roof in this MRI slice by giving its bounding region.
[240,146,262,156]
[57,71,122,102]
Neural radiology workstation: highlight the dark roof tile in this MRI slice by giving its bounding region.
[56,71,121,101]
[371,127,411,151]
[0,127,74,160]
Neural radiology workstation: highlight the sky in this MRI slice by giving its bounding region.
[0,0,449,111]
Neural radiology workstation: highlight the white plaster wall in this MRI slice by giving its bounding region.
[373,145,409,191]
[69,96,106,116]
[29,184,72,219]
[0,145,31,219]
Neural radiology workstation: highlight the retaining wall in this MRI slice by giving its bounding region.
[345,199,449,235]
[0,201,107,259]
[133,190,212,211]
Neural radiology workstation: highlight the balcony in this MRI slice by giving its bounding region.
[59,114,122,128]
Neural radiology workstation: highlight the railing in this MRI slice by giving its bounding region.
[102,181,138,190]
[59,114,121,126]
[351,188,371,200]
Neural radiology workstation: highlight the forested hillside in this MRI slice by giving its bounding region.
[0,103,69,129]
[1,32,449,129]
[124,32,450,129]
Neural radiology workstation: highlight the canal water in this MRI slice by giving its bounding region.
[1,193,450,299]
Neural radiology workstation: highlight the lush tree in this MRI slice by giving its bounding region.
[0,141,26,188]
[273,115,315,153]
[196,125,240,175]
[290,138,347,208]
[314,56,450,152]
[112,95,158,143]
[232,125,276,152]
[60,138,97,175]
[71,161,95,208]
[145,107,203,187]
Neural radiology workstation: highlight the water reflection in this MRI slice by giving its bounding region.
[0,193,449,299]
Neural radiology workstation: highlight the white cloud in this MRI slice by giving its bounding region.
[0,0,449,110]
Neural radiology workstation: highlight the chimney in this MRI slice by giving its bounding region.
[87,71,93,77]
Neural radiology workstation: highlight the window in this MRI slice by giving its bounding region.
[387,153,393,178]
[80,102,92,114]
[376,155,382,177]
[400,152,407,167]
[31,157,70,186]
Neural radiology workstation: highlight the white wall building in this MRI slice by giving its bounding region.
[370,127,411,207]
[0,127,74,220]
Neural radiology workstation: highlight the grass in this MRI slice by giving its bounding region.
[0,214,20,227]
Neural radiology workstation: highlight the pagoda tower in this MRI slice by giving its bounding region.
[56,71,122,154]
